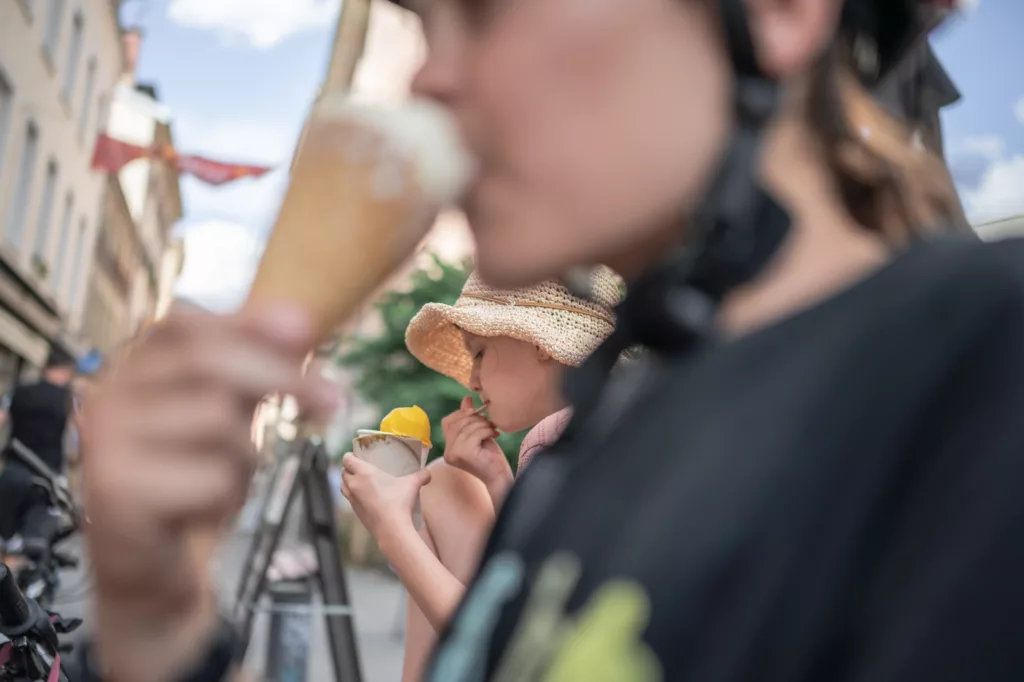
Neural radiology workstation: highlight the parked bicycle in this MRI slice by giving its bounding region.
[1,440,83,611]
[0,563,81,682]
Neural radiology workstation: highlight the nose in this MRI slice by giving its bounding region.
[468,361,483,394]
[410,18,465,108]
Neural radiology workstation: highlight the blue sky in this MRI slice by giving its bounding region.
[121,0,1023,308]
[932,0,1024,224]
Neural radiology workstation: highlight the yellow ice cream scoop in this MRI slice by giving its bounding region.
[380,406,432,447]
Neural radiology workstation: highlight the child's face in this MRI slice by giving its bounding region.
[463,333,563,433]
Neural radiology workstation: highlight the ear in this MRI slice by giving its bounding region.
[744,0,843,78]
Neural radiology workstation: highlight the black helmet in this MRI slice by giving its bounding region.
[841,0,960,87]
[45,345,76,370]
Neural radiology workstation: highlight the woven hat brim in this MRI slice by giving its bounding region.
[405,302,611,388]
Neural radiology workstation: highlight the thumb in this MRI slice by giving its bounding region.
[461,396,475,413]
[412,467,432,488]
[342,452,368,474]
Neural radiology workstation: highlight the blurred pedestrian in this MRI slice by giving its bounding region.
[0,347,77,567]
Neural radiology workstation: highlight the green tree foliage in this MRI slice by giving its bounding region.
[339,255,526,471]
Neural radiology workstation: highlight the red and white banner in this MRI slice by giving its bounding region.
[91,133,273,186]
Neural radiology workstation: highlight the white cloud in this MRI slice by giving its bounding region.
[173,220,267,314]
[1015,97,1024,125]
[950,131,1024,226]
[962,154,1024,226]
[956,135,1005,161]
[167,0,340,49]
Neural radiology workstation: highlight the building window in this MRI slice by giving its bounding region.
[65,217,88,305]
[33,159,58,267]
[15,0,34,22]
[43,0,65,61]
[53,191,74,293]
[78,57,96,141]
[60,11,83,103]
[5,121,40,248]
[0,74,12,181]
[95,92,108,133]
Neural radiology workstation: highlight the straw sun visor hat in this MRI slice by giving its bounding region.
[406,267,622,387]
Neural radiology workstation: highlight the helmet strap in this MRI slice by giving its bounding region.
[562,0,792,433]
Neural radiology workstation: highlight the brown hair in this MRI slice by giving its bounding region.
[807,43,967,241]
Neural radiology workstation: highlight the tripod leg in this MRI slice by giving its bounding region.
[302,443,363,682]
[233,452,303,655]
[234,463,280,603]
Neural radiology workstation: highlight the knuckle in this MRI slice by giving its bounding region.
[196,393,239,432]
[183,342,219,382]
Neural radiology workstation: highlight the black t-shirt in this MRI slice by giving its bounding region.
[7,379,72,474]
[425,236,1024,681]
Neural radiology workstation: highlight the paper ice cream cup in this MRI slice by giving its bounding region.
[352,430,430,529]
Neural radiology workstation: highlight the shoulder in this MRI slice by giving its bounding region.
[866,237,1024,344]
[422,459,494,519]
[946,238,1024,332]
[945,238,1024,368]
[8,383,38,403]
[892,238,1024,439]
[917,236,1024,295]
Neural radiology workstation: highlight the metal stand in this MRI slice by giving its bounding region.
[233,437,362,682]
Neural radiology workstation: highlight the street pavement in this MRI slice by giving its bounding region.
[53,525,407,681]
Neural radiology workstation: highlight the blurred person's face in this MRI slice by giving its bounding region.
[463,332,565,433]
[44,365,75,386]
[410,0,844,287]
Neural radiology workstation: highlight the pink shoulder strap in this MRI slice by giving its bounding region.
[517,408,572,476]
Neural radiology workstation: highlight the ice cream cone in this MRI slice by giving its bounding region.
[246,96,473,346]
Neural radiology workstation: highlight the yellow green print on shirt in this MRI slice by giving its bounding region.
[543,580,662,682]
[493,553,582,682]
[488,551,662,682]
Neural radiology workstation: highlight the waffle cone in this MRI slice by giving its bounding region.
[247,98,472,345]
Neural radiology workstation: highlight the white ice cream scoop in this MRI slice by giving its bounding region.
[247,96,476,346]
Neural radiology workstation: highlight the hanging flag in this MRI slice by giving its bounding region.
[91,132,274,186]
[171,154,272,186]
[91,133,149,173]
